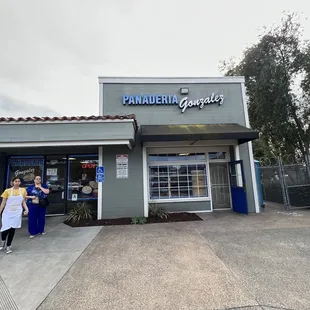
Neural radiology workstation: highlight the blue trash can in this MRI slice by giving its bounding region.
[254,160,265,208]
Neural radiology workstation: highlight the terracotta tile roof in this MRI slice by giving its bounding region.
[0,114,137,124]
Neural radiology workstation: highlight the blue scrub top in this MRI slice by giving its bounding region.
[26,184,48,204]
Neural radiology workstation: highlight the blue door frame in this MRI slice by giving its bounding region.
[229,160,248,214]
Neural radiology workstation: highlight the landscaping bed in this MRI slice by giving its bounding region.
[64,212,203,227]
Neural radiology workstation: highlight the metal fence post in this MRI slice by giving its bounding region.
[278,156,290,210]
[305,154,310,181]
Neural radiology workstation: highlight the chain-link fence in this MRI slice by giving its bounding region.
[259,155,310,210]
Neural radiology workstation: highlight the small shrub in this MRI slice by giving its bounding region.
[66,202,94,224]
[149,204,169,219]
[131,216,147,225]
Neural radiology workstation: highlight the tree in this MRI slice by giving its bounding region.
[221,13,310,163]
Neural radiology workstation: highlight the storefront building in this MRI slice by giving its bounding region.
[0,77,260,218]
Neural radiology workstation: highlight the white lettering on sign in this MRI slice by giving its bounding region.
[14,168,35,177]
[179,93,225,113]
[122,92,225,113]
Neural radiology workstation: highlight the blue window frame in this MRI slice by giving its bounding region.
[6,156,44,189]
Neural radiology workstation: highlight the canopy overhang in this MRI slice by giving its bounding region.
[140,123,259,145]
[0,118,137,149]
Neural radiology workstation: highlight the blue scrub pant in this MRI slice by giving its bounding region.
[28,203,46,235]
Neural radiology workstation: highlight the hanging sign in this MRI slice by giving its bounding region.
[116,154,128,179]
[82,163,96,169]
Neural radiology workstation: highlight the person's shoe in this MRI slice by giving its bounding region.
[0,241,5,251]
[41,232,47,235]
[29,235,35,239]
[5,246,12,254]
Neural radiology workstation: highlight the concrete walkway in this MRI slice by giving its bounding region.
[37,204,310,310]
[2,204,310,310]
[0,216,102,310]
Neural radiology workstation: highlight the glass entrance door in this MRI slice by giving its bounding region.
[45,156,67,215]
[210,162,231,210]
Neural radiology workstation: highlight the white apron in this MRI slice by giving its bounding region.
[1,188,23,232]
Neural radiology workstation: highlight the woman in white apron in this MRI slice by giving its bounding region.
[0,177,29,254]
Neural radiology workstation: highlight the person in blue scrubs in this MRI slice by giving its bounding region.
[26,176,50,238]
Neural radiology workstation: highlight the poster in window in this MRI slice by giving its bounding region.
[7,158,44,189]
[46,168,58,176]
[68,156,99,200]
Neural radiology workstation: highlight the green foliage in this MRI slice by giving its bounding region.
[131,217,147,225]
[66,202,94,224]
[221,13,310,162]
[149,203,169,219]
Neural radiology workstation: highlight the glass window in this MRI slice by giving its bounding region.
[148,155,208,200]
[148,153,206,162]
[208,152,226,160]
[7,157,44,189]
[46,157,67,193]
[67,155,98,200]
[45,156,67,215]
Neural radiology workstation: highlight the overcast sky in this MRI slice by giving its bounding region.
[0,0,309,117]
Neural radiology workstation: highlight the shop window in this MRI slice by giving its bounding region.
[7,157,44,189]
[67,155,98,200]
[148,153,208,200]
[46,157,67,193]
[208,152,226,160]
[149,153,206,162]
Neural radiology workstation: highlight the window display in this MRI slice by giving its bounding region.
[46,157,66,193]
[67,155,99,200]
[7,157,44,189]
[148,153,208,200]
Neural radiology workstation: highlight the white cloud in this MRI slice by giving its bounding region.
[0,94,60,117]
[0,0,309,116]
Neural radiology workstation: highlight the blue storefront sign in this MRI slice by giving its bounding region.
[123,94,178,105]
[122,93,225,113]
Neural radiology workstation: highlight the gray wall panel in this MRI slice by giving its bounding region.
[102,83,246,126]
[102,145,144,218]
[155,201,211,212]
[239,143,256,213]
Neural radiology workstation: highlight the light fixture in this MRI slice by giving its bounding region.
[62,157,76,160]
[180,88,189,95]
[179,153,190,156]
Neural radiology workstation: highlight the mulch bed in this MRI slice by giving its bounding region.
[64,212,203,227]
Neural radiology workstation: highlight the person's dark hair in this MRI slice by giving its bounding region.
[12,177,21,182]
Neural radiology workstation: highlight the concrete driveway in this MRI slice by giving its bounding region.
[2,204,310,310]
[36,204,310,310]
